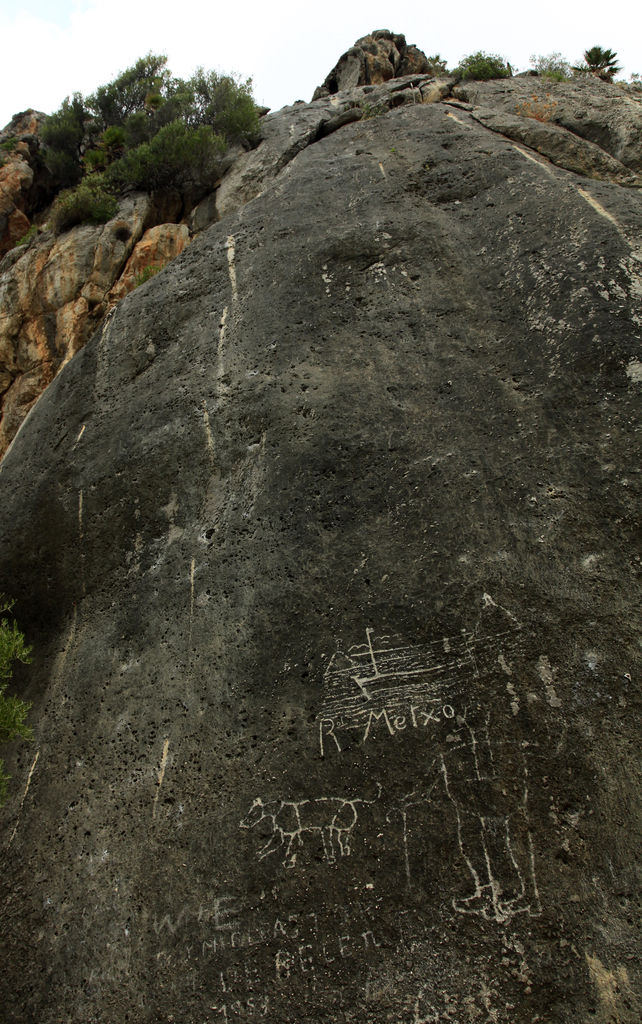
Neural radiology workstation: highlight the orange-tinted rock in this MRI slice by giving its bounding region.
[0,195,156,456]
[312,30,432,98]
[0,155,35,257]
[107,223,190,304]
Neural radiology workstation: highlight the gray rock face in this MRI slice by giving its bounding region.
[453,75,642,172]
[1,79,641,1024]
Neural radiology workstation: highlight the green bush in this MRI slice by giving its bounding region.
[530,52,572,81]
[49,175,118,234]
[107,120,226,192]
[0,137,18,166]
[15,224,38,247]
[184,68,259,142]
[134,263,164,287]
[40,93,86,186]
[425,54,449,76]
[41,56,260,231]
[454,51,512,81]
[0,597,32,806]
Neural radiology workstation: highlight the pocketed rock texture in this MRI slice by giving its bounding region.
[2,63,642,459]
[1,47,642,1024]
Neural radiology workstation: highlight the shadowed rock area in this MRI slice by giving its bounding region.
[0,40,641,1024]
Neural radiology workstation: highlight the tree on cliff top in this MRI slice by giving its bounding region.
[42,55,260,231]
[573,46,621,81]
[0,597,32,805]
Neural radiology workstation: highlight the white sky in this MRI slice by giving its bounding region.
[1,0,639,129]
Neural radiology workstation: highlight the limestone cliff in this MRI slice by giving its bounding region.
[2,44,642,459]
[0,35,641,1024]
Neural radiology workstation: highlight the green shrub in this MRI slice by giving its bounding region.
[360,100,388,120]
[41,56,260,230]
[454,51,512,81]
[40,93,86,186]
[107,120,226,192]
[0,137,18,166]
[49,175,118,234]
[184,69,259,143]
[134,263,164,287]
[15,224,38,247]
[0,597,32,806]
[530,52,572,81]
[83,125,127,173]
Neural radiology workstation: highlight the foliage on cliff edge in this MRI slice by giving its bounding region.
[42,54,259,233]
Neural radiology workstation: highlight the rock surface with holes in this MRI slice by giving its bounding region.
[3,65,641,459]
[0,47,641,1024]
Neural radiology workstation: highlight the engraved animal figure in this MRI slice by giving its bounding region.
[240,786,381,868]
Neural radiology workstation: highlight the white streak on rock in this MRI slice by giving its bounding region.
[576,187,620,230]
[625,358,642,384]
[8,750,40,847]
[226,236,238,301]
[152,739,171,819]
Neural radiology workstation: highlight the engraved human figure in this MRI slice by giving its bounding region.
[433,596,542,924]
[440,708,540,925]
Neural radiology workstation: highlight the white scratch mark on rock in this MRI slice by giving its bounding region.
[74,424,86,446]
[188,558,196,649]
[201,401,215,457]
[217,305,228,381]
[51,605,78,692]
[576,187,620,230]
[162,492,183,545]
[446,110,472,128]
[321,264,333,295]
[152,739,171,819]
[8,750,40,847]
[511,144,555,175]
[378,162,387,178]
[625,358,642,384]
[226,236,238,301]
[537,654,562,707]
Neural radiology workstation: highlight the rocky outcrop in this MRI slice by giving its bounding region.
[312,29,433,99]
[1,38,641,1023]
[0,194,156,455]
[0,110,48,258]
[452,75,642,172]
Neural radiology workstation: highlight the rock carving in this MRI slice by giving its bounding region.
[240,786,382,869]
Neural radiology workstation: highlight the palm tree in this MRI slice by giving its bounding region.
[574,47,621,81]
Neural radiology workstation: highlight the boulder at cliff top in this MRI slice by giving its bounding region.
[312,29,433,98]
[0,58,641,1024]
